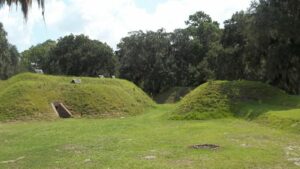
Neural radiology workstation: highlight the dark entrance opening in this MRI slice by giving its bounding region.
[190,144,220,150]
[51,102,72,118]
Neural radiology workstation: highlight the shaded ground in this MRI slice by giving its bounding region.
[1,105,300,169]
[154,87,193,104]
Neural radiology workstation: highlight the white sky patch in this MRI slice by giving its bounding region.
[0,0,252,51]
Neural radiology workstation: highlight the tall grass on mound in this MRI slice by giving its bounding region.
[0,73,154,121]
[172,80,300,121]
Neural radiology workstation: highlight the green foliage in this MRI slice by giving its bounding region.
[46,34,118,77]
[21,40,56,72]
[117,12,223,94]
[251,0,300,94]
[117,3,300,95]
[173,80,300,121]
[220,0,300,94]
[117,29,173,95]
[0,73,154,121]
[169,29,197,86]
[0,23,20,80]
[218,11,251,80]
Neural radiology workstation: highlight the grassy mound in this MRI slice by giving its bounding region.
[154,87,194,104]
[172,81,300,123]
[0,73,154,121]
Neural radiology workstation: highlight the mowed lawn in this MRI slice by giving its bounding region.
[1,105,300,169]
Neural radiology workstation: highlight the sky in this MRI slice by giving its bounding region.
[0,0,253,52]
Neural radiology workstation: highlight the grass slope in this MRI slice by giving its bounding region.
[1,105,300,169]
[172,80,300,131]
[0,73,154,121]
[154,87,194,104]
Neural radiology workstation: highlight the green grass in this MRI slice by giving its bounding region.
[1,105,300,169]
[0,73,154,121]
[257,109,300,132]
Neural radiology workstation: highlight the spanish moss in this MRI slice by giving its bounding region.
[0,0,44,20]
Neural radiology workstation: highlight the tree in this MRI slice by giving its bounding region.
[21,40,56,72]
[0,23,20,79]
[252,0,300,94]
[219,0,300,94]
[170,29,195,86]
[219,11,252,80]
[170,28,208,86]
[46,34,117,77]
[117,29,173,95]
[117,12,223,95]
[182,11,223,85]
[0,0,44,19]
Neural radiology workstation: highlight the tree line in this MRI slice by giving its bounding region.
[0,23,20,79]
[0,0,299,95]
